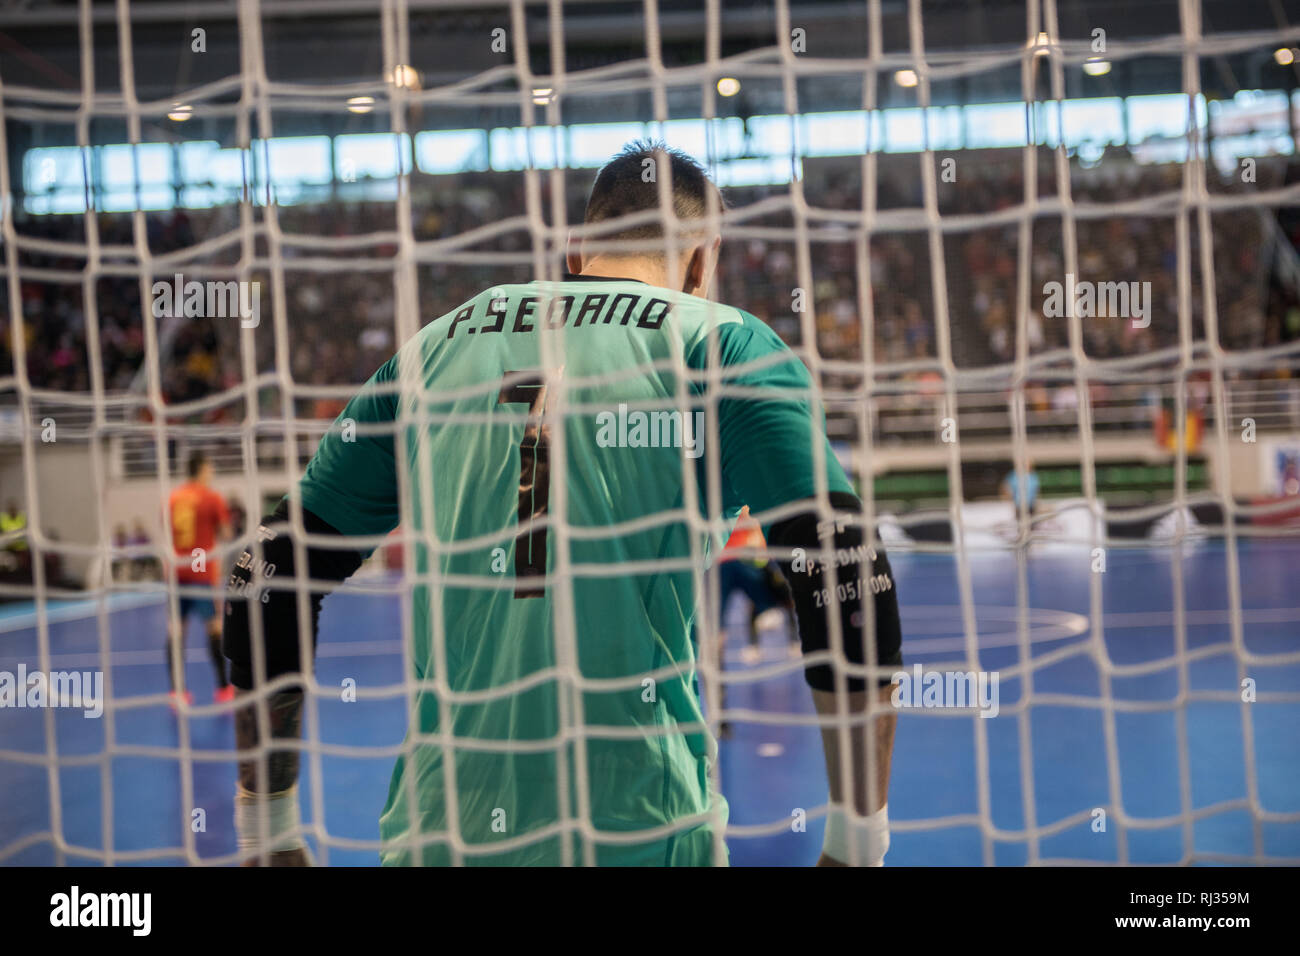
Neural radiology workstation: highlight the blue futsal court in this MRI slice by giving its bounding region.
[2,538,1297,866]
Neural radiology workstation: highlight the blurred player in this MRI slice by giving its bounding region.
[224,141,902,867]
[1002,457,1040,516]
[167,451,233,707]
[716,507,797,664]
[707,505,797,738]
[0,498,29,581]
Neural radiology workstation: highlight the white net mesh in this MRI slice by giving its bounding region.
[1,0,1300,866]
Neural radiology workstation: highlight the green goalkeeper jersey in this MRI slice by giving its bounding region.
[298,274,853,866]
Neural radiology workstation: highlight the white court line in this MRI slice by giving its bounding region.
[0,573,404,636]
[0,592,404,667]
[3,597,1297,670]
[0,639,405,670]
[0,591,162,634]
[724,604,1300,661]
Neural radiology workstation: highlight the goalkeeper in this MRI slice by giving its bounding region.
[223,140,903,867]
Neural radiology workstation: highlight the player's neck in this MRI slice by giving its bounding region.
[576,256,679,292]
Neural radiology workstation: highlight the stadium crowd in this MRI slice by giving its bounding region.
[4,151,1298,434]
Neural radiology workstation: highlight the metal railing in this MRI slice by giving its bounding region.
[826,378,1300,444]
[4,377,1298,478]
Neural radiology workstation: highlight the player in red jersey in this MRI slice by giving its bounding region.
[717,506,796,663]
[708,506,796,737]
[166,451,233,707]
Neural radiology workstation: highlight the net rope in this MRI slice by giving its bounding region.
[1,0,1300,865]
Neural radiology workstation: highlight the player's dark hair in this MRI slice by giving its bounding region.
[187,451,208,478]
[583,139,723,250]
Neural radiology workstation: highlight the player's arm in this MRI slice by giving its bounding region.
[810,687,897,867]
[766,493,901,868]
[223,498,365,865]
[223,357,401,866]
[701,316,902,866]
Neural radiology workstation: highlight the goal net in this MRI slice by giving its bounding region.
[2,0,1299,866]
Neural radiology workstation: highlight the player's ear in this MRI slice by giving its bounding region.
[684,243,708,294]
[683,237,720,295]
[565,231,583,275]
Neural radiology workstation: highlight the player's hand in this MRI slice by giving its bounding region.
[815,852,847,867]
